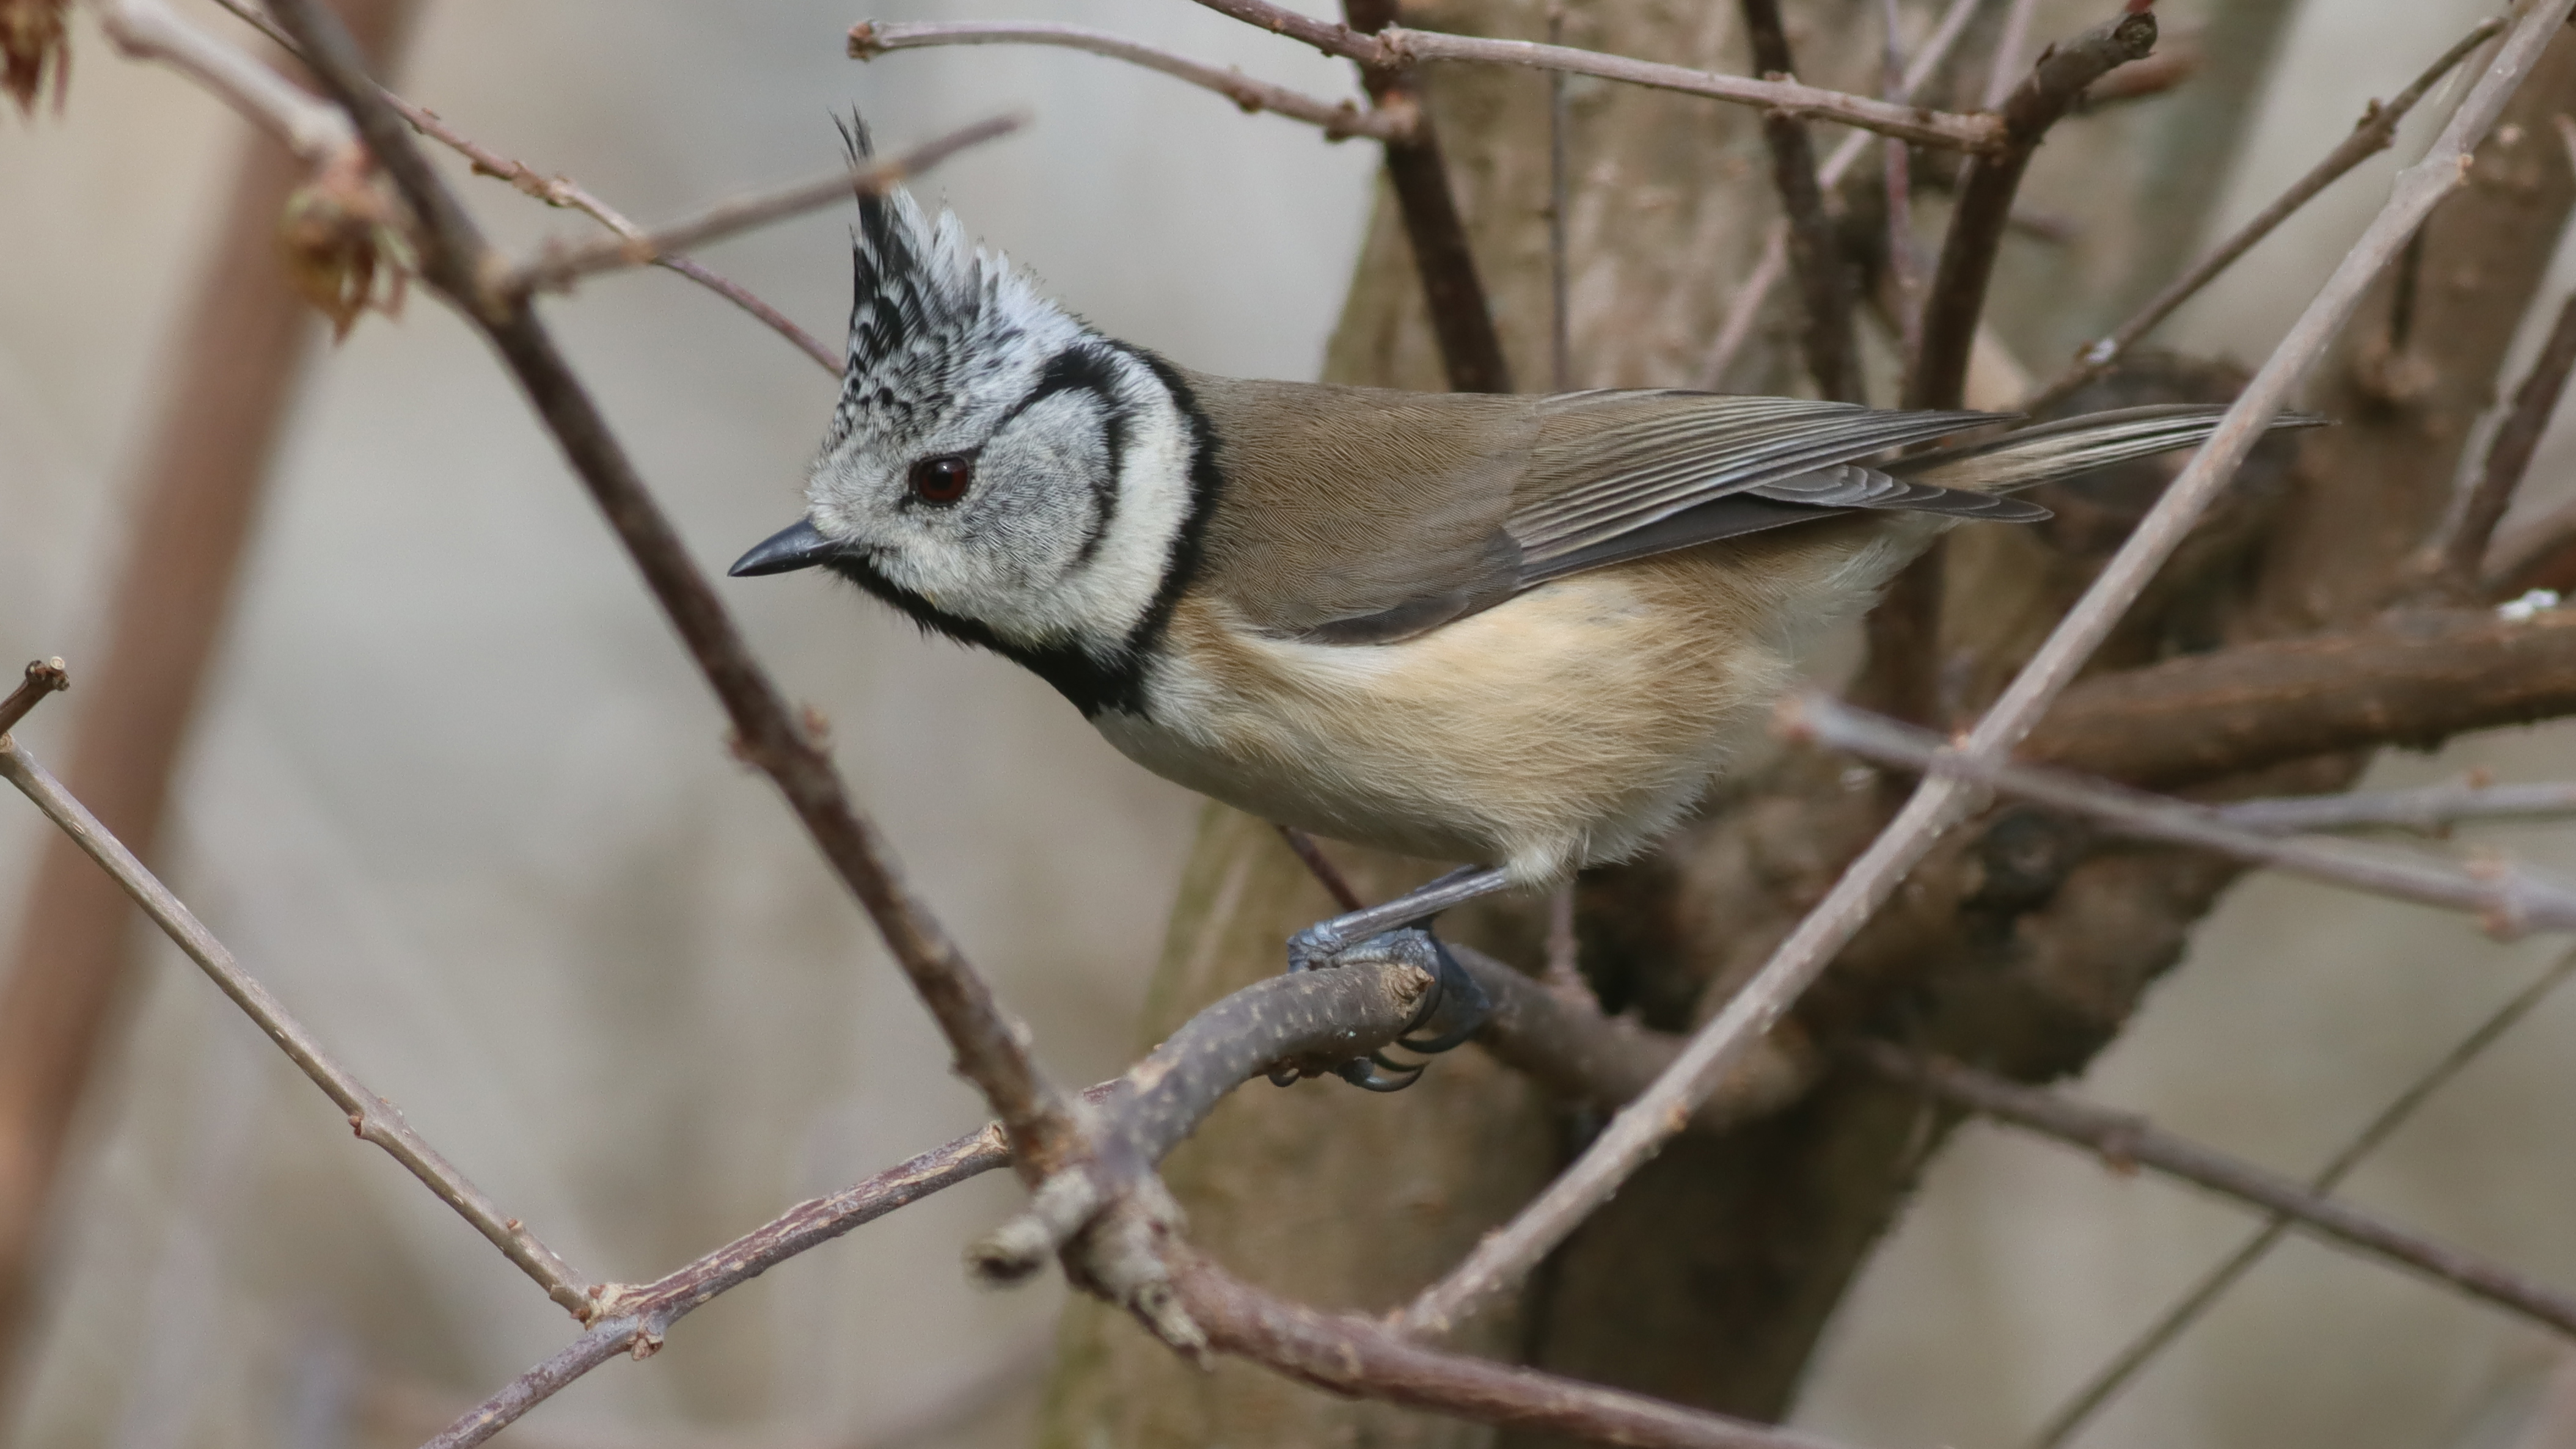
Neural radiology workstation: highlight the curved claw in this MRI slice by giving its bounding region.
[1394,936,1492,1055]
[1337,1056,1425,1092]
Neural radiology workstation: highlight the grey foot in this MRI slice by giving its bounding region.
[1276,924,1493,1093]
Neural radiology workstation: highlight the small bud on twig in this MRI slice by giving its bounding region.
[0,0,71,116]
[278,148,415,340]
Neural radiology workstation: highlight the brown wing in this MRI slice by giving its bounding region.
[1184,374,2014,643]
[1185,373,1538,640]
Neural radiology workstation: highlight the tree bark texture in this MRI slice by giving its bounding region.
[1040,4,2576,1445]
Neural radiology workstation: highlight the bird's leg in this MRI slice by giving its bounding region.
[1280,866,1510,1092]
[1287,865,1512,971]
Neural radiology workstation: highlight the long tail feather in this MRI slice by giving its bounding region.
[1894,404,2325,495]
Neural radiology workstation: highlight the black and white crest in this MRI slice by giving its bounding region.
[825,124,1090,454]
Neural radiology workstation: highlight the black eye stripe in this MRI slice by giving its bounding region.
[1000,346,1125,430]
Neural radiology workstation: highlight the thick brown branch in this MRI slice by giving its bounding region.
[1910,9,2157,411]
[1171,1250,1857,1449]
[1188,0,2007,152]
[2026,607,2576,787]
[261,0,1084,1173]
[0,0,418,1389]
[1857,1045,2576,1338]
[848,20,1405,141]
[1345,0,1511,395]
[1460,946,1813,1135]
[968,961,1433,1280]
[1739,0,1857,403]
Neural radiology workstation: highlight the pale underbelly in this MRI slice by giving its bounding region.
[1092,537,1899,881]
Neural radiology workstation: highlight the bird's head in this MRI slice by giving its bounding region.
[731,177,1206,708]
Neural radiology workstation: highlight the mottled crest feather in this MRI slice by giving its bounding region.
[825,115,1087,452]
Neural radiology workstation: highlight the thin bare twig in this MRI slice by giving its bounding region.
[2217,779,2576,836]
[1394,0,2576,1339]
[2022,946,2576,1449]
[501,114,1027,297]
[1344,0,1512,395]
[2023,18,2508,414]
[1188,0,2007,153]
[1858,1043,2576,1337]
[0,659,67,740]
[1274,825,1365,912]
[202,0,840,371]
[261,0,1085,1174]
[387,98,842,372]
[94,0,353,160]
[847,20,1404,141]
[0,737,594,1317]
[1702,0,1987,388]
[424,1127,1006,1449]
[1793,693,2576,939]
[1740,0,1859,401]
[2443,290,2576,592]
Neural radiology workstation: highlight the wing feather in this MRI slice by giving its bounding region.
[1507,395,2003,563]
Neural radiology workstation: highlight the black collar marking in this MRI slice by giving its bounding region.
[824,342,1220,720]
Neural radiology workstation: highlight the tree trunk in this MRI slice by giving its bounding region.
[1031,3,2576,1444]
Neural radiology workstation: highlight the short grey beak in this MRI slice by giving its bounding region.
[730,518,837,577]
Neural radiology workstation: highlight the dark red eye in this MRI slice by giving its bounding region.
[907,453,974,506]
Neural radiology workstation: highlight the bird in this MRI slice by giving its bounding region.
[731,176,2292,1079]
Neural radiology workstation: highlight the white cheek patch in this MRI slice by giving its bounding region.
[1047,395,1195,644]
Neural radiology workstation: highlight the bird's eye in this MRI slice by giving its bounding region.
[907,453,975,506]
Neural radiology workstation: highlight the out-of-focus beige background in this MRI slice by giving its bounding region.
[5,2,2576,1447]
